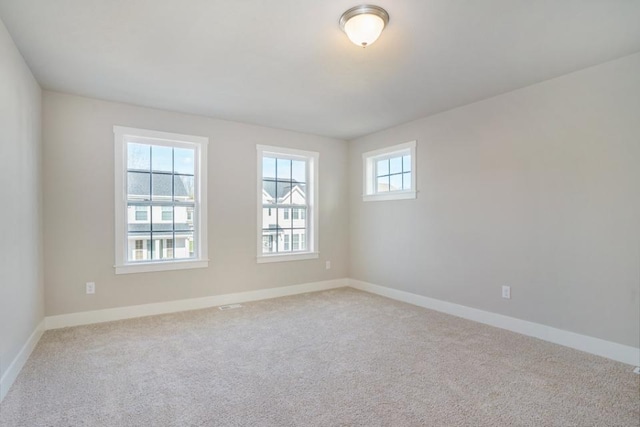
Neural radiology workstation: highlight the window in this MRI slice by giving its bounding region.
[135,206,148,221]
[114,126,208,274]
[134,239,144,260]
[363,141,416,201]
[161,206,173,221]
[257,145,319,263]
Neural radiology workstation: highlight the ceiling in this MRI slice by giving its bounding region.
[1,1,639,140]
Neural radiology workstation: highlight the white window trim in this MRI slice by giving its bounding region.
[256,144,319,263]
[362,140,417,202]
[114,126,209,274]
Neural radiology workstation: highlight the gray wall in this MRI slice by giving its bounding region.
[0,18,43,382]
[349,53,640,348]
[42,92,349,316]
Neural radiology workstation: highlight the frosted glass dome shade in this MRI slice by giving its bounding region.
[340,5,389,48]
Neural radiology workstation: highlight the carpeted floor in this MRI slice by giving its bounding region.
[1,288,638,426]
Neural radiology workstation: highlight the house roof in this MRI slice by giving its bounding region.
[128,224,193,233]
[128,172,192,199]
[262,180,306,204]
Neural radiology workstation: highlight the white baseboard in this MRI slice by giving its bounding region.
[0,320,45,403]
[349,279,640,367]
[45,278,348,330]
[35,277,639,371]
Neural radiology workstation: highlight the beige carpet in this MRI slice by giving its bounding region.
[1,288,638,426]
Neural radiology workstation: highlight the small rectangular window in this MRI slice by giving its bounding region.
[363,141,416,202]
[135,206,148,221]
[161,206,173,221]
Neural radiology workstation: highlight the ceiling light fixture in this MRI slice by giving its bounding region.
[339,5,389,48]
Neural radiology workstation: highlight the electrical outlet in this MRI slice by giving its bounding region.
[325,261,331,270]
[86,282,95,294]
[502,285,511,299]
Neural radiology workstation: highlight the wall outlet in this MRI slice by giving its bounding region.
[502,285,511,299]
[325,261,331,270]
[86,282,95,294]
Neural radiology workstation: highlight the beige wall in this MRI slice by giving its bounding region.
[349,53,640,348]
[0,18,43,382]
[43,92,349,316]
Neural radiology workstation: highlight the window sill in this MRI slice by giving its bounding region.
[115,259,209,275]
[363,190,417,202]
[257,252,319,264]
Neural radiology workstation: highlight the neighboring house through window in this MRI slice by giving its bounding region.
[257,145,319,263]
[114,126,208,274]
[362,140,416,201]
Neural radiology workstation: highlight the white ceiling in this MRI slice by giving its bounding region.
[1,0,639,139]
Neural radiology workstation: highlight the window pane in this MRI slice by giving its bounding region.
[292,160,306,183]
[174,148,194,175]
[277,158,291,180]
[296,229,307,251]
[292,233,299,251]
[175,206,194,231]
[262,180,276,204]
[128,233,150,261]
[152,173,172,200]
[390,174,402,191]
[403,172,412,190]
[152,206,172,231]
[390,156,402,174]
[262,231,276,253]
[161,206,173,221]
[280,229,292,253]
[263,157,276,179]
[152,232,173,260]
[152,145,173,172]
[127,172,150,200]
[174,175,194,202]
[174,232,194,259]
[128,205,150,232]
[377,159,389,176]
[263,207,277,230]
[128,143,150,171]
[292,208,306,227]
[377,176,389,192]
[134,206,148,222]
[403,155,411,172]
[292,230,307,251]
[279,207,292,229]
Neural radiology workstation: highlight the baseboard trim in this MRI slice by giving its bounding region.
[39,277,639,367]
[0,319,45,403]
[349,279,640,366]
[45,278,348,330]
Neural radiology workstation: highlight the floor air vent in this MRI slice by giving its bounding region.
[218,304,243,311]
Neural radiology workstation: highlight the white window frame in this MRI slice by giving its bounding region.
[362,140,417,202]
[114,126,209,274]
[256,145,319,263]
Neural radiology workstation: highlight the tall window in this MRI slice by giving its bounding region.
[363,141,416,202]
[114,126,208,274]
[257,145,319,263]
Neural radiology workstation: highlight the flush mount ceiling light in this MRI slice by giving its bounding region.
[339,5,390,48]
